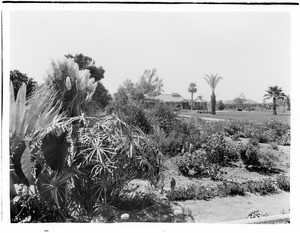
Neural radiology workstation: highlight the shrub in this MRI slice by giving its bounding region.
[110,192,156,211]
[217,181,246,197]
[232,134,241,141]
[200,134,239,166]
[147,103,177,135]
[240,144,278,171]
[276,174,290,191]
[223,120,245,136]
[246,179,278,195]
[244,120,290,144]
[107,99,152,134]
[247,209,268,219]
[175,150,222,179]
[248,138,260,147]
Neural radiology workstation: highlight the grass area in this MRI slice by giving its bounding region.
[180,110,290,123]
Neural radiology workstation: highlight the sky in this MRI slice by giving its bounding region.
[10,10,291,103]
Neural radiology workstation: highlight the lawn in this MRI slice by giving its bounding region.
[180,110,290,124]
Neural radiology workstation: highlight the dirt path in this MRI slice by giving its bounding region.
[177,192,289,223]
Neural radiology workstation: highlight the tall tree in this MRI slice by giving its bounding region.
[10,70,37,100]
[65,53,111,110]
[188,82,197,110]
[285,95,291,111]
[136,68,163,97]
[264,86,286,115]
[204,73,222,115]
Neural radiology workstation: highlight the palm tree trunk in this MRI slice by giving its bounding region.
[211,91,216,115]
[191,93,194,110]
[273,97,277,115]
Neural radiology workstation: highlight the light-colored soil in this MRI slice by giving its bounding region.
[177,192,289,223]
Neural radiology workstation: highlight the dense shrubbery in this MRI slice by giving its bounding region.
[276,174,290,191]
[147,103,178,134]
[214,119,290,145]
[240,143,278,171]
[175,150,222,179]
[107,98,153,134]
[167,177,286,201]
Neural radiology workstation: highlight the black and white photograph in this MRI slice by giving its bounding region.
[1,1,300,232]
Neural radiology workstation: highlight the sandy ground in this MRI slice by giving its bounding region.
[177,192,289,223]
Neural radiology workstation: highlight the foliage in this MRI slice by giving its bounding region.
[216,181,246,197]
[136,68,163,97]
[147,103,177,135]
[11,113,161,222]
[200,134,239,166]
[110,191,156,211]
[285,95,290,110]
[244,119,290,145]
[217,100,225,111]
[114,68,163,103]
[10,69,37,100]
[65,53,111,112]
[167,181,246,201]
[10,82,63,188]
[246,179,278,195]
[188,82,197,110]
[247,209,268,219]
[264,85,286,115]
[107,98,152,134]
[65,53,105,81]
[276,174,290,192]
[45,58,98,117]
[167,177,284,202]
[70,115,160,212]
[222,120,245,136]
[175,150,222,179]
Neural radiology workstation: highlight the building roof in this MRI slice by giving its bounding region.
[154,93,185,102]
[223,99,258,104]
[193,96,207,103]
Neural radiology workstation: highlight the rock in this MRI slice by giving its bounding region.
[121,213,130,221]
[174,209,183,216]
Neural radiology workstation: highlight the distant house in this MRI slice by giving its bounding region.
[223,99,260,110]
[154,93,185,109]
[193,96,208,110]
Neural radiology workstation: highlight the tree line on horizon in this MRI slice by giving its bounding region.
[10,54,290,116]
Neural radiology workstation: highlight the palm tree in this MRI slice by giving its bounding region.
[264,86,286,115]
[188,82,197,110]
[204,74,222,114]
[285,95,290,111]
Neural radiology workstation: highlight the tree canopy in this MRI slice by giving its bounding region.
[114,68,163,103]
[10,70,37,100]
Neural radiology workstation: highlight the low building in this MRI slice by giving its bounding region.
[193,96,208,110]
[154,93,185,109]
